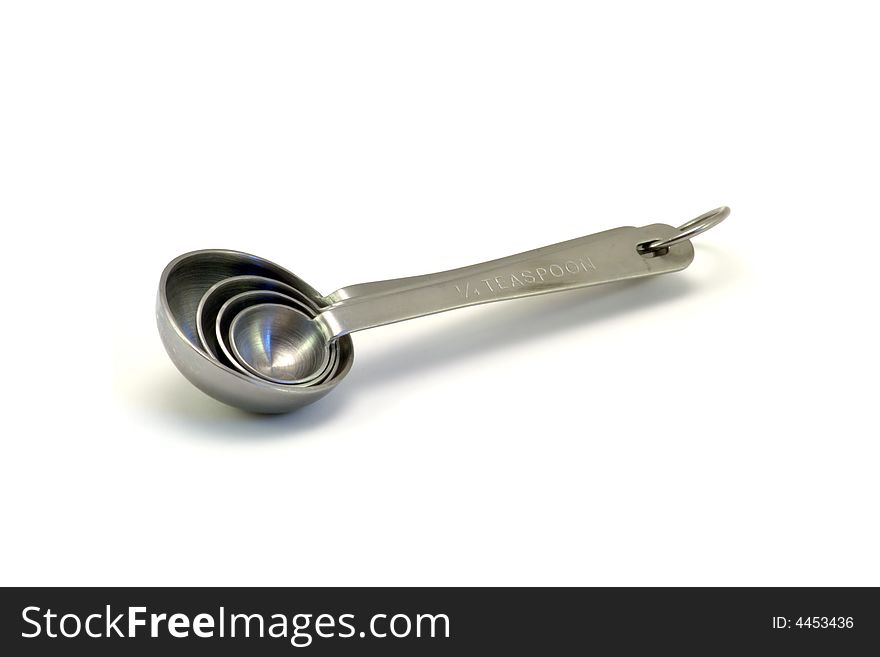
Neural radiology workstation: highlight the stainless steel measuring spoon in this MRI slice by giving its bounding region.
[157,207,729,412]
[226,210,728,385]
[197,275,317,361]
[215,290,338,385]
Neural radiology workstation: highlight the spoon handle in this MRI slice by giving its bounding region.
[316,223,695,338]
[326,226,634,304]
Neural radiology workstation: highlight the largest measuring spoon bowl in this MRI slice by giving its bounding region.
[157,249,354,413]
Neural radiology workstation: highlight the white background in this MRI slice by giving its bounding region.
[1,2,878,586]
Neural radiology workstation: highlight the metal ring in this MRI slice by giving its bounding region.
[640,206,730,253]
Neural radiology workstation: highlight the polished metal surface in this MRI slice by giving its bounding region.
[223,223,696,384]
[197,275,314,360]
[230,303,332,384]
[156,208,729,412]
[215,289,339,384]
[157,250,353,413]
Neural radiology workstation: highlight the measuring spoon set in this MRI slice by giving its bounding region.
[157,207,729,412]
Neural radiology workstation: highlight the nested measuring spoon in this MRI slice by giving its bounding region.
[157,207,729,412]
[197,275,327,362]
[215,290,338,385]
